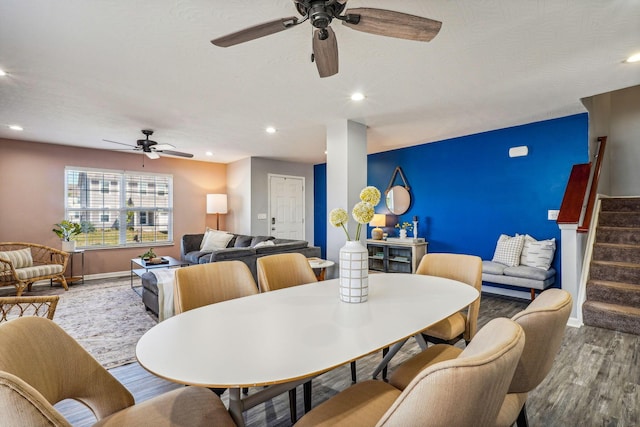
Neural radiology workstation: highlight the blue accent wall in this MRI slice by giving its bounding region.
[314,113,589,289]
[314,163,327,259]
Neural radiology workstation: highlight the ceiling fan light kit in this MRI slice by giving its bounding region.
[211,0,442,78]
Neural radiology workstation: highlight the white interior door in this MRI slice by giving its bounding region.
[269,175,304,239]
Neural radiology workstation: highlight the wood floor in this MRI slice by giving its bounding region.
[56,293,639,427]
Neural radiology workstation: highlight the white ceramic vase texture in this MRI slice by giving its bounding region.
[339,241,369,303]
[61,240,76,252]
[399,228,407,239]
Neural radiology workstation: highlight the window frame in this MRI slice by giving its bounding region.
[64,166,174,249]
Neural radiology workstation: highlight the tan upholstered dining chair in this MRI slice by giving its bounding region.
[0,316,235,427]
[256,252,318,292]
[372,253,482,379]
[388,288,572,427]
[173,260,258,315]
[257,252,320,421]
[295,317,525,427]
[0,295,60,323]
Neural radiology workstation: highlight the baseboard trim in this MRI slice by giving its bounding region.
[567,317,582,328]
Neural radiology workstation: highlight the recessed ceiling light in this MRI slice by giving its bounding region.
[351,92,365,101]
[266,126,276,134]
[205,151,213,156]
[625,53,640,63]
[0,69,6,77]
[8,125,23,131]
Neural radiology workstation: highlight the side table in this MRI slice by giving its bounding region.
[51,249,85,287]
[308,257,335,281]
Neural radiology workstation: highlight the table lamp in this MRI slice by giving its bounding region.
[206,194,228,230]
[370,214,386,240]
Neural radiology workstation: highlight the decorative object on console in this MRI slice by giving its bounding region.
[369,214,386,240]
[395,221,413,239]
[385,166,411,215]
[412,216,419,239]
[329,186,381,303]
[206,193,228,230]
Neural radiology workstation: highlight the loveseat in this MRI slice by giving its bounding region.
[141,232,321,316]
[0,242,69,296]
[482,234,557,300]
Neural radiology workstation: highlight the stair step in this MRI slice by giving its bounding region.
[589,261,640,285]
[586,280,640,307]
[598,212,640,228]
[601,197,640,212]
[582,301,640,336]
[595,227,640,246]
[592,243,640,264]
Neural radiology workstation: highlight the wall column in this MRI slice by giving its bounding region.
[325,120,367,278]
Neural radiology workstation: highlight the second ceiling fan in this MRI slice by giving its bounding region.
[211,0,442,78]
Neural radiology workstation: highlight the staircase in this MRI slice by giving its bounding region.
[582,197,640,335]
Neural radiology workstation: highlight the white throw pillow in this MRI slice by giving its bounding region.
[0,248,33,270]
[519,234,536,265]
[492,234,525,267]
[200,228,234,251]
[253,240,275,248]
[522,237,556,270]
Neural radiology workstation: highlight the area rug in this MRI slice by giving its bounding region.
[1,278,157,368]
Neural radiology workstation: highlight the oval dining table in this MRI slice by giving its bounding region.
[136,272,479,426]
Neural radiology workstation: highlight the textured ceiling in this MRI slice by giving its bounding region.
[1,1,639,164]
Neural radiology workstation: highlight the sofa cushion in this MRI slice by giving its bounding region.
[0,248,33,270]
[255,240,310,254]
[201,229,234,251]
[183,251,212,265]
[482,261,507,275]
[272,239,309,250]
[15,264,64,279]
[234,235,253,248]
[253,240,275,249]
[503,266,556,281]
[209,248,256,261]
[492,234,525,267]
[250,236,275,247]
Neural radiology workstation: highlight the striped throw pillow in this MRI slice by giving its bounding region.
[0,248,34,270]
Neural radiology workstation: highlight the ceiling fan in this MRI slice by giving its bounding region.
[103,130,194,159]
[210,0,442,78]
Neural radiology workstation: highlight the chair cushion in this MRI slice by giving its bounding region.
[15,265,64,280]
[482,260,507,275]
[492,234,525,267]
[389,344,463,390]
[93,386,235,427]
[495,392,528,427]
[503,266,556,281]
[295,380,401,427]
[422,312,467,341]
[0,249,33,270]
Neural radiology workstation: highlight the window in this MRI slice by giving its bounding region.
[64,167,173,248]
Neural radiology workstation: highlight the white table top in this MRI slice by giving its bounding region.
[136,273,478,388]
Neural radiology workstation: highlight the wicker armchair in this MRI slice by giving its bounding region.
[0,295,60,323]
[0,242,69,296]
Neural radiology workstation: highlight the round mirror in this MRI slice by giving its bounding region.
[385,186,411,215]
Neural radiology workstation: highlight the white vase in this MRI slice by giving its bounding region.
[61,240,76,252]
[399,229,407,239]
[339,241,369,303]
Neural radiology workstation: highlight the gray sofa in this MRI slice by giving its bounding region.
[141,233,320,316]
[482,261,556,300]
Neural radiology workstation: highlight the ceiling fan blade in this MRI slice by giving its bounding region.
[145,151,160,160]
[313,28,339,78]
[342,8,442,42]
[158,150,194,158]
[103,139,136,148]
[152,143,175,151]
[211,16,299,47]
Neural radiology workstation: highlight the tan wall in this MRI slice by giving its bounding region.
[0,138,226,276]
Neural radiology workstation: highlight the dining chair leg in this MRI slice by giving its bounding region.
[303,380,312,412]
[516,403,530,427]
[350,361,357,383]
[289,388,297,423]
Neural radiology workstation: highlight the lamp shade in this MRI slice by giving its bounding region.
[370,214,386,227]
[206,194,228,214]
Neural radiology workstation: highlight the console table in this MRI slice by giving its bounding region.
[366,239,428,273]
